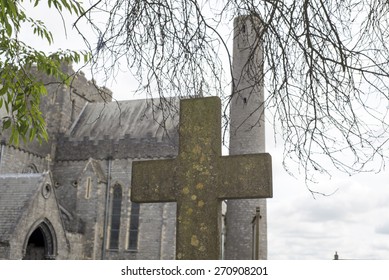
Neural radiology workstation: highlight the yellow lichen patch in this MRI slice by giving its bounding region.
[200,223,207,231]
[199,246,206,252]
[191,235,199,247]
[193,164,203,172]
[201,169,210,176]
[191,195,197,201]
[186,208,193,215]
[182,187,190,195]
[192,144,201,155]
[196,183,204,190]
[198,200,205,207]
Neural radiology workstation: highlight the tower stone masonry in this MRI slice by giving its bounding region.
[225,15,268,260]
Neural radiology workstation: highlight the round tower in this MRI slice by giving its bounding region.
[225,16,267,259]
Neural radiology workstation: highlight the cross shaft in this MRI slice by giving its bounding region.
[131,97,272,259]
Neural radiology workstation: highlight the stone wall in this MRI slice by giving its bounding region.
[38,65,112,138]
[0,64,113,158]
[53,158,176,260]
[225,16,268,260]
[0,145,47,174]
[0,174,70,260]
[56,135,178,161]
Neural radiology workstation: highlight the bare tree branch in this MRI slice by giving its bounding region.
[76,0,389,183]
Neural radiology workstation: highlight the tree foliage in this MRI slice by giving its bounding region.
[0,0,89,145]
[78,0,389,181]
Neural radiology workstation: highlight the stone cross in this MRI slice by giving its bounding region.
[131,97,272,260]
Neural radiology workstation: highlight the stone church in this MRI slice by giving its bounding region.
[0,16,268,260]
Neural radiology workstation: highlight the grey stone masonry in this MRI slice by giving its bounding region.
[0,173,69,259]
[226,16,268,260]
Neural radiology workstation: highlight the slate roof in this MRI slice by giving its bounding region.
[0,173,46,242]
[56,98,180,161]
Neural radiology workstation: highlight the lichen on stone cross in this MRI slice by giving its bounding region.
[131,97,272,260]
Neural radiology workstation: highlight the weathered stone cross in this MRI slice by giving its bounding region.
[131,97,272,260]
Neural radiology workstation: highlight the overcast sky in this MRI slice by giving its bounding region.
[21,2,389,260]
[267,137,389,260]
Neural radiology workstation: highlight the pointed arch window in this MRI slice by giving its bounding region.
[128,202,140,250]
[109,184,122,249]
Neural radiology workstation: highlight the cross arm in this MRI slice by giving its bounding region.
[219,153,272,199]
[131,159,177,203]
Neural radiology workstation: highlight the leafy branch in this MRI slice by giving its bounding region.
[0,0,89,145]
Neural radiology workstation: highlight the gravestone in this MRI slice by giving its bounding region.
[131,97,272,260]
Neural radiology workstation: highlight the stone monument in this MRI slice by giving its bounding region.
[131,97,272,260]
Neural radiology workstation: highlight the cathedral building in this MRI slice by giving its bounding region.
[0,63,179,259]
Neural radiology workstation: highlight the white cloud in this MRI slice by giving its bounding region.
[375,222,389,235]
[268,154,389,259]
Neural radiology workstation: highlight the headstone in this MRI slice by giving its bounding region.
[131,97,272,260]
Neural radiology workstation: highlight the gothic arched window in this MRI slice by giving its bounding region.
[128,202,140,250]
[109,184,122,249]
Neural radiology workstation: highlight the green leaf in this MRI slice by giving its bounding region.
[10,126,19,146]
[39,84,47,95]
[5,20,12,37]
[60,0,71,12]
[29,127,36,142]
[3,118,11,130]
[8,1,18,18]
[0,84,7,95]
